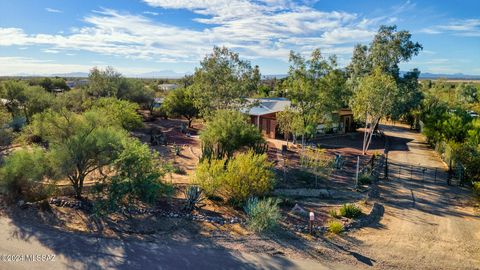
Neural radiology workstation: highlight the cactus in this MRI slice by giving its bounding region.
[184,185,206,211]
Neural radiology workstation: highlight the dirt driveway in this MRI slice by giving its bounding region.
[332,124,480,269]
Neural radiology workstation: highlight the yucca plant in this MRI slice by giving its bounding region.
[184,185,206,211]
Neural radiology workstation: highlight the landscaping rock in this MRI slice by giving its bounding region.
[274,188,331,198]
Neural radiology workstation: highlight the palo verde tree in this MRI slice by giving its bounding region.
[0,80,54,124]
[191,46,260,115]
[200,110,265,160]
[162,87,199,128]
[26,109,128,198]
[100,137,169,211]
[350,67,398,154]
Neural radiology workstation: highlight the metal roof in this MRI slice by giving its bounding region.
[242,98,291,116]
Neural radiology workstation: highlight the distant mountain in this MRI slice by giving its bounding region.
[419,73,480,80]
[132,70,186,79]
[6,70,480,80]
[52,72,89,78]
[263,72,480,80]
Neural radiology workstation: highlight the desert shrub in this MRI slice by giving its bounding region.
[358,173,372,185]
[244,197,281,232]
[328,209,340,218]
[101,138,171,211]
[339,204,362,219]
[0,147,49,200]
[224,151,275,205]
[173,165,187,175]
[194,158,226,198]
[473,182,480,196]
[327,220,344,234]
[277,196,296,208]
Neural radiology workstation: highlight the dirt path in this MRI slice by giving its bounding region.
[339,124,480,269]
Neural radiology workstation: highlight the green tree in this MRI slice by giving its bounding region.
[0,105,13,147]
[0,147,48,200]
[0,80,28,119]
[390,69,423,124]
[350,68,398,154]
[456,83,478,104]
[28,109,127,198]
[117,78,155,108]
[276,108,304,146]
[87,66,123,98]
[0,81,54,124]
[286,49,347,147]
[441,110,472,143]
[200,110,264,160]
[90,97,143,130]
[162,87,198,127]
[368,25,422,79]
[22,86,54,123]
[191,46,260,115]
[347,25,422,121]
[104,138,168,210]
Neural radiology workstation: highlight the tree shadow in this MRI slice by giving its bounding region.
[2,207,301,269]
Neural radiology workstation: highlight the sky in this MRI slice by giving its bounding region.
[0,0,479,76]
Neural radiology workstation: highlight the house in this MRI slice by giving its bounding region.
[242,98,354,139]
[316,109,354,135]
[66,79,89,88]
[66,81,76,88]
[158,83,178,91]
[242,98,291,139]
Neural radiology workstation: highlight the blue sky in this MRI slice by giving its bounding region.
[0,0,479,76]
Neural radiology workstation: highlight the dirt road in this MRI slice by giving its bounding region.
[337,124,480,269]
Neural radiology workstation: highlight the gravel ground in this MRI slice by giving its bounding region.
[324,124,480,269]
[0,123,478,270]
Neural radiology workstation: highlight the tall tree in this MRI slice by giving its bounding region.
[162,87,198,127]
[191,46,260,115]
[347,25,422,122]
[87,66,123,98]
[285,49,347,147]
[350,68,398,154]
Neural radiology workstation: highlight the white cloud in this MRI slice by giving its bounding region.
[45,7,62,13]
[1,1,401,65]
[421,19,480,37]
[143,11,159,16]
